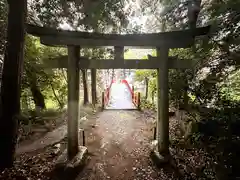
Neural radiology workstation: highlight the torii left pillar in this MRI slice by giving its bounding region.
[67,46,80,159]
[55,46,87,173]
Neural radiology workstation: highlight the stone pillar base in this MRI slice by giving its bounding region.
[54,146,88,179]
[150,140,170,167]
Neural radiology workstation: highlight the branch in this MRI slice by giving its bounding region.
[61,69,67,83]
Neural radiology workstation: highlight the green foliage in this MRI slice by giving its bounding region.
[134,69,156,100]
[188,109,240,178]
[28,0,129,32]
[21,35,67,110]
[133,48,193,106]
[134,70,154,82]
[21,0,135,111]
[140,95,156,110]
[220,70,240,101]
[149,77,157,96]
[137,0,240,108]
[132,5,240,178]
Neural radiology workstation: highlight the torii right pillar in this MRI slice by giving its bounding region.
[153,47,170,164]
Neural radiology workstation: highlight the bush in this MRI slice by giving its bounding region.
[140,96,156,110]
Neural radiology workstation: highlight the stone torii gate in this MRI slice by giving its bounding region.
[26,24,210,167]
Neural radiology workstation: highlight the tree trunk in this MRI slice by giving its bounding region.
[111,69,115,81]
[50,81,63,109]
[81,69,89,105]
[61,69,67,84]
[30,80,46,110]
[91,69,97,106]
[0,0,27,170]
[145,77,149,100]
[152,91,155,104]
[183,73,189,109]
[123,69,126,79]
[107,69,110,85]
[183,79,189,109]
[27,69,45,110]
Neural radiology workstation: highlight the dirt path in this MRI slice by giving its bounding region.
[77,110,177,180]
[1,109,214,179]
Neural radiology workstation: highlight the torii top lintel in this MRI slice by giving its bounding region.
[26,24,210,48]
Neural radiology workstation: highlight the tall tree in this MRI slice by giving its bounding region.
[122,69,126,79]
[0,0,7,64]
[0,0,27,170]
[81,69,89,105]
[29,76,46,110]
[111,69,115,81]
[21,35,67,110]
[91,69,97,106]
[144,77,149,100]
[135,70,153,100]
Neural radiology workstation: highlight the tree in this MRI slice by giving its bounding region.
[21,35,68,110]
[144,0,239,107]
[111,69,115,81]
[149,77,157,103]
[81,69,89,105]
[0,0,7,64]
[91,69,97,106]
[80,48,104,106]
[23,36,46,110]
[135,70,155,100]
[0,0,27,170]
[28,0,129,33]
[220,69,240,102]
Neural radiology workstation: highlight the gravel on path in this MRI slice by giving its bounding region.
[76,110,177,180]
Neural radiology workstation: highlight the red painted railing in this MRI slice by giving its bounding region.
[121,79,133,98]
[133,92,141,110]
[107,80,115,103]
[102,80,115,108]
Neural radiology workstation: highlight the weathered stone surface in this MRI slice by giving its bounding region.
[55,148,68,169]
[54,146,88,179]
[150,140,170,167]
[66,146,88,170]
